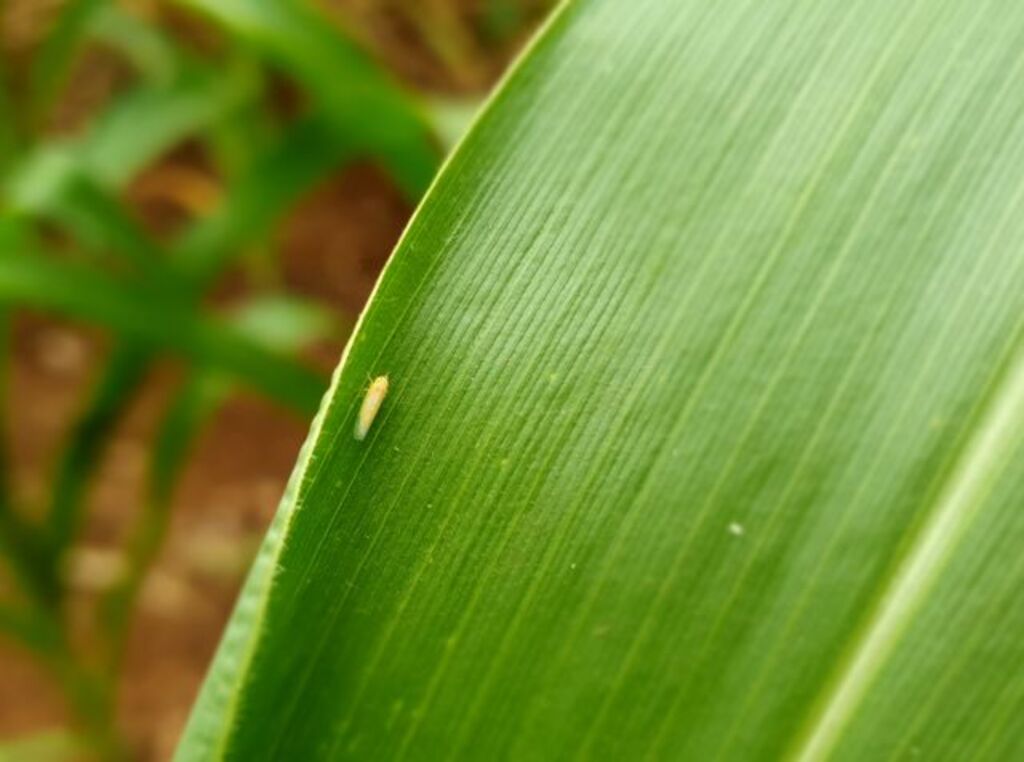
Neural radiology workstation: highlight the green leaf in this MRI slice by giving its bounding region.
[178,1,1024,760]
[424,98,483,153]
[93,298,334,665]
[99,370,229,669]
[7,67,258,208]
[88,4,182,84]
[0,294,10,510]
[47,346,150,566]
[0,729,84,762]
[0,606,54,654]
[173,117,352,282]
[80,67,257,189]
[27,175,170,278]
[0,57,21,167]
[176,0,439,198]
[5,67,257,281]
[0,252,324,414]
[27,0,106,129]
[481,0,526,42]
[0,501,55,609]
[228,295,339,354]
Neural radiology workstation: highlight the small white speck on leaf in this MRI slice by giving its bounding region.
[728,522,745,537]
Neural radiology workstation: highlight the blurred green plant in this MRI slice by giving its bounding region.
[0,0,448,757]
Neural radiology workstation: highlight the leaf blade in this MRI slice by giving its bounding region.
[176,0,439,198]
[178,0,1024,759]
[0,252,324,413]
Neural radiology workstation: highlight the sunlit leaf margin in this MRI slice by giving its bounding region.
[178,0,1024,759]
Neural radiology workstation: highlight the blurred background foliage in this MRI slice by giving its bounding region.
[0,0,548,758]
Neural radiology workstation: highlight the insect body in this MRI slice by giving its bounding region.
[354,375,389,440]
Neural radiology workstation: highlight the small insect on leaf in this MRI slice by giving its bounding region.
[354,375,389,441]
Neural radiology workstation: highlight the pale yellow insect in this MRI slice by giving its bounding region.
[354,375,389,440]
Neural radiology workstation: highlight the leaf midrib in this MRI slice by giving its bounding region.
[786,332,1024,761]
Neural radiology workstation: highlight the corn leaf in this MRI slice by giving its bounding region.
[0,252,324,413]
[48,346,151,566]
[87,4,182,84]
[176,0,439,199]
[27,0,106,129]
[173,117,351,282]
[0,59,20,167]
[98,370,230,670]
[178,1,1024,760]
[8,68,257,208]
